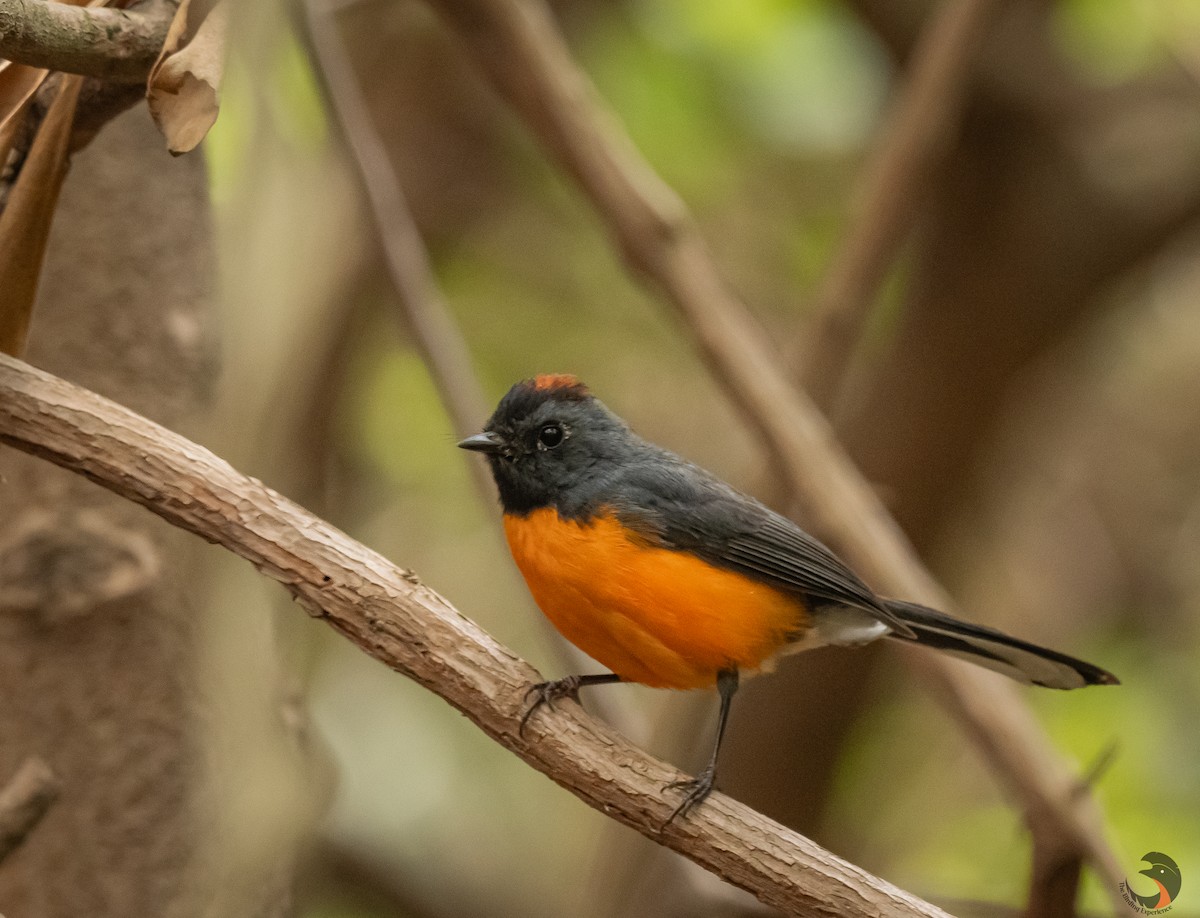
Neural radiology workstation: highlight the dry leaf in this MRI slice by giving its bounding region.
[0,75,84,356]
[148,0,196,70]
[0,63,50,163]
[146,0,229,155]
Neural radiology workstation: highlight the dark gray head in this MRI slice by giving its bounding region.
[458,375,634,516]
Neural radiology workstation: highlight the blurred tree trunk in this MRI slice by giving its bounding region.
[0,107,288,917]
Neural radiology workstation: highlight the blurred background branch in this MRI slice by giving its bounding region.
[795,0,1001,410]
[298,0,500,505]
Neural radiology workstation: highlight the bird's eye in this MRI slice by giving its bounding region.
[537,423,565,450]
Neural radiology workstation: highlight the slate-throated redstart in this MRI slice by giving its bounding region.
[459,374,1118,821]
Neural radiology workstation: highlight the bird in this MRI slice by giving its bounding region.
[458,374,1119,822]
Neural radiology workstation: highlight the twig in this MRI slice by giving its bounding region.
[0,0,175,83]
[419,0,1126,910]
[298,0,492,493]
[0,352,951,918]
[0,756,59,865]
[796,0,1002,410]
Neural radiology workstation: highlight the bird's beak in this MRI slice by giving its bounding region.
[458,431,504,455]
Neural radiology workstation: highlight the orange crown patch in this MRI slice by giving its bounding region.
[532,373,587,394]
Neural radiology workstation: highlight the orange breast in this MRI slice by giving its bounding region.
[503,508,808,690]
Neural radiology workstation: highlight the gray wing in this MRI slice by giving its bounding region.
[608,455,917,638]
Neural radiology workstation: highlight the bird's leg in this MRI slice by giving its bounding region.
[664,668,738,826]
[520,672,623,735]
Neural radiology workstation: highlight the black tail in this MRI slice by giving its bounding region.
[883,600,1119,689]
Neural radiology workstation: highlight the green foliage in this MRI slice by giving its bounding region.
[350,340,465,499]
[206,25,327,205]
[1055,0,1198,83]
[633,0,889,153]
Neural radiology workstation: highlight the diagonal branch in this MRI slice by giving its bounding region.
[796,0,1001,409]
[420,0,1125,909]
[297,0,493,500]
[0,352,951,918]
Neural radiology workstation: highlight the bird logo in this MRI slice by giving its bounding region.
[1121,852,1181,913]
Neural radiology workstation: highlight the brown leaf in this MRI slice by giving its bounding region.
[146,0,229,155]
[0,97,34,172]
[0,65,51,162]
[0,75,84,357]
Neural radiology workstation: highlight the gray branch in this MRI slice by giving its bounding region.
[0,0,174,83]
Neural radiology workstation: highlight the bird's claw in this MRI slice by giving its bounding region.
[519,675,586,736]
[662,766,717,827]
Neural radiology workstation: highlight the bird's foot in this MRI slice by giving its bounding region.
[663,765,717,827]
[519,675,587,736]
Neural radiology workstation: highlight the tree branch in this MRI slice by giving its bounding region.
[297,0,493,500]
[796,0,1001,410]
[420,0,1126,909]
[0,756,59,865]
[0,0,174,83]
[0,352,950,918]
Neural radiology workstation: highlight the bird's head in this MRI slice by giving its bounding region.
[458,375,632,516]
